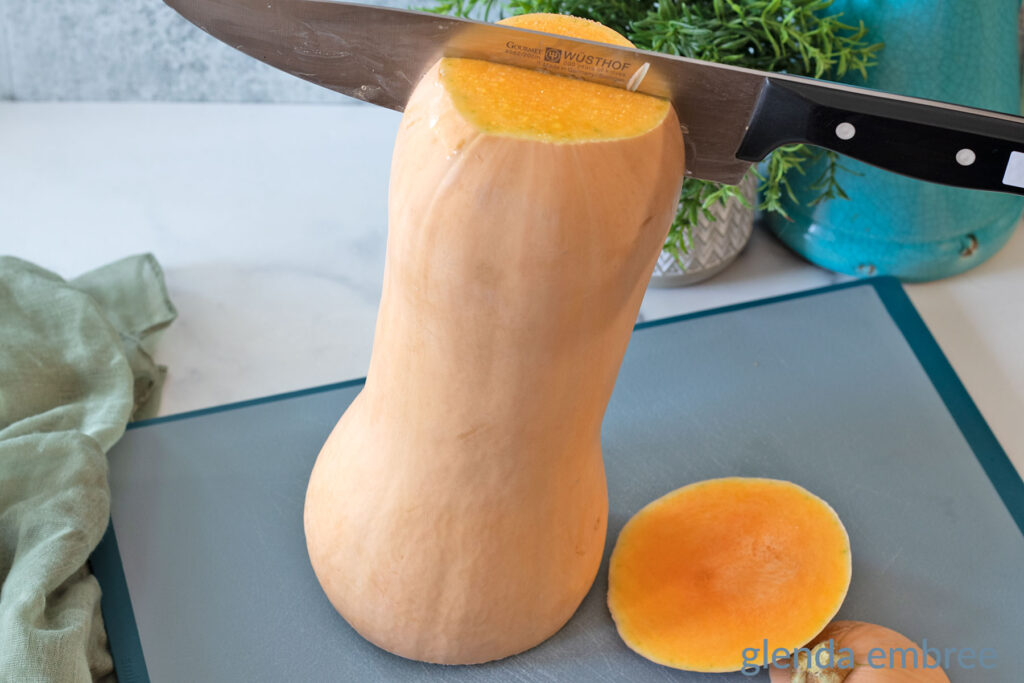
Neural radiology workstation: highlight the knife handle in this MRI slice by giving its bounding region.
[736,78,1024,196]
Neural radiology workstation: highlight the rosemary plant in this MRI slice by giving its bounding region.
[425,0,881,266]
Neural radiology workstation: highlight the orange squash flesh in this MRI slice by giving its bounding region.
[501,12,634,45]
[440,15,668,143]
[608,478,852,672]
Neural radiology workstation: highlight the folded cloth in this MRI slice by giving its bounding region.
[0,254,176,682]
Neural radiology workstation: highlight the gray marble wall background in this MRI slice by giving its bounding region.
[0,0,426,102]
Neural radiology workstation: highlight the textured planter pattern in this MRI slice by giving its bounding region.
[650,173,756,287]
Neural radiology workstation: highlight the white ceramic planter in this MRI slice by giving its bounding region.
[650,173,757,287]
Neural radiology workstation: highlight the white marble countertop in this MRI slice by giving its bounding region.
[3,101,1022,475]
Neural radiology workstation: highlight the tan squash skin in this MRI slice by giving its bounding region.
[304,60,685,664]
[769,621,951,683]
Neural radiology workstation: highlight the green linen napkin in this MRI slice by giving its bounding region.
[0,254,176,682]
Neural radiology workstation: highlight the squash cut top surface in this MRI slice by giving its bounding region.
[439,14,670,143]
[608,477,852,672]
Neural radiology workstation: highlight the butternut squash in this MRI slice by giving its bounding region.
[608,477,852,672]
[303,14,685,665]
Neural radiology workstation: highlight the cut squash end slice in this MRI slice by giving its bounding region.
[608,477,852,672]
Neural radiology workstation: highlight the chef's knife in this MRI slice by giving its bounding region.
[165,0,1024,194]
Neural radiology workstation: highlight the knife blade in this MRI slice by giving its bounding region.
[165,0,1024,194]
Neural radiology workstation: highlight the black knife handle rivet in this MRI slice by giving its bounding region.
[835,122,856,140]
[736,77,1024,197]
[956,148,977,166]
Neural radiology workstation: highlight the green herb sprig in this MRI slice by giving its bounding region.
[424,0,881,264]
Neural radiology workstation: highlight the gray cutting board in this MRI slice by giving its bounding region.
[92,278,1024,682]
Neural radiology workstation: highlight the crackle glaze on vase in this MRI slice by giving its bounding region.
[765,0,1024,281]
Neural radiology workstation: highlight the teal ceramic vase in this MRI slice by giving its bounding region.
[765,0,1024,281]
